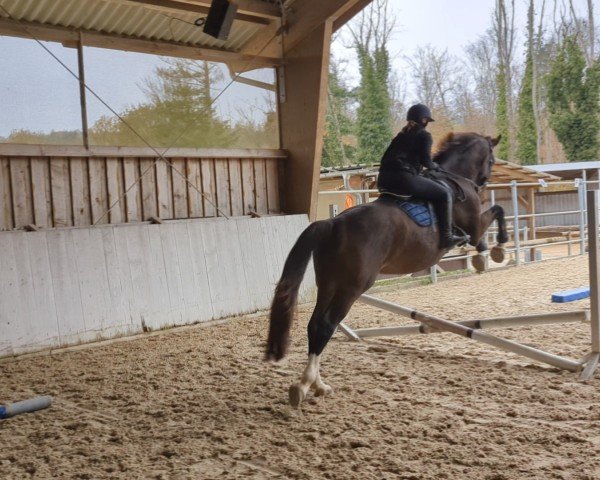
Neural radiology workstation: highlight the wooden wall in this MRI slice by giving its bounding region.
[0,215,315,357]
[0,145,286,230]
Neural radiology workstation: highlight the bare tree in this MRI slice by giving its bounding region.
[529,0,547,164]
[406,45,458,118]
[388,69,407,131]
[346,0,395,56]
[465,30,498,128]
[588,0,595,59]
[551,0,597,65]
[492,0,517,159]
[452,79,479,131]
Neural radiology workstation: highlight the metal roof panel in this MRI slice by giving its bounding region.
[0,0,265,54]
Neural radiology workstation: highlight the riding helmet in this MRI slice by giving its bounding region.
[406,103,435,123]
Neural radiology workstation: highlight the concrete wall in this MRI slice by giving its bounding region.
[0,215,315,357]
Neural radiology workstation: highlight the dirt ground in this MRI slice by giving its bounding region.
[1,255,599,480]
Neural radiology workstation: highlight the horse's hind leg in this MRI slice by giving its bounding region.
[289,288,361,408]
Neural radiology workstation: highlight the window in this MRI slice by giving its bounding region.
[0,36,82,145]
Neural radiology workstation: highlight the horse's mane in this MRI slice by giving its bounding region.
[434,132,455,154]
[433,132,484,164]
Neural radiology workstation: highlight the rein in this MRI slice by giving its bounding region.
[439,169,482,194]
[423,169,480,204]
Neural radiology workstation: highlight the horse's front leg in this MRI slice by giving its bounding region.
[471,205,509,272]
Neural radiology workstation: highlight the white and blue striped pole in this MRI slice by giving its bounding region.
[0,396,52,419]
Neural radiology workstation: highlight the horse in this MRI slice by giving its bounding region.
[266,132,508,407]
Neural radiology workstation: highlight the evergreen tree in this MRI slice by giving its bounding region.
[322,60,356,167]
[495,68,510,159]
[356,45,393,165]
[547,37,600,161]
[516,49,537,164]
[90,59,233,148]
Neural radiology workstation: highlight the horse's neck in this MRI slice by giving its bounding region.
[440,155,477,183]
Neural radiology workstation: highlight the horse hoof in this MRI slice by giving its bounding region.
[313,384,333,397]
[490,245,506,263]
[472,254,486,273]
[288,384,306,408]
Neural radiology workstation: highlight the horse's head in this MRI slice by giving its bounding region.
[434,133,501,187]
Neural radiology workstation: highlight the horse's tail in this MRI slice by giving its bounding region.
[266,221,327,361]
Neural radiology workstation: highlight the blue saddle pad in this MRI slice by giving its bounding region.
[397,199,436,227]
[379,192,437,227]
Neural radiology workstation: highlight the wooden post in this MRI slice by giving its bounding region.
[582,190,600,380]
[77,32,89,149]
[278,21,332,219]
[511,181,521,266]
[527,186,536,240]
[578,180,586,255]
[329,204,338,218]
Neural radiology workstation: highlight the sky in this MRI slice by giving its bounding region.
[332,0,598,99]
[0,0,598,137]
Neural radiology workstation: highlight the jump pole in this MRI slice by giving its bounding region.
[0,396,52,419]
[353,309,589,338]
[358,294,582,372]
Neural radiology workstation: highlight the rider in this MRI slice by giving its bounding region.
[377,103,469,250]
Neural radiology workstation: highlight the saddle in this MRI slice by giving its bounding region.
[379,173,466,228]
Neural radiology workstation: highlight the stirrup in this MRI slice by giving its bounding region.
[456,235,470,247]
[454,227,471,246]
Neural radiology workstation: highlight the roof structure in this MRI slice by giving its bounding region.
[528,161,600,180]
[320,159,560,185]
[490,159,560,184]
[0,0,370,71]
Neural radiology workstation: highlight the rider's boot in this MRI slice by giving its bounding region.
[436,194,470,250]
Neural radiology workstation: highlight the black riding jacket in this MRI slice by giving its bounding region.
[378,125,437,176]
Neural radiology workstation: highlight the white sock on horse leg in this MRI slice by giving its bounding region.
[297,354,320,396]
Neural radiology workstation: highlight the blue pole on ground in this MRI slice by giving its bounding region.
[0,396,52,419]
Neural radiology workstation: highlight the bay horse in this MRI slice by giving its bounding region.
[266,132,508,407]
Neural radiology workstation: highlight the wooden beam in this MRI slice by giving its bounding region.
[0,144,288,159]
[76,33,89,150]
[279,20,332,218]
[231,74,276,91]
[239,0,369,62]
[184,0,281,19]
[517,194,530,210]
[237,20,282,64]
[229,0,282,19]
[124,0,272,25]
[332,0,373,31]
[493,165,539,183]
[282,0,369,53]
[0,17,280,67]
